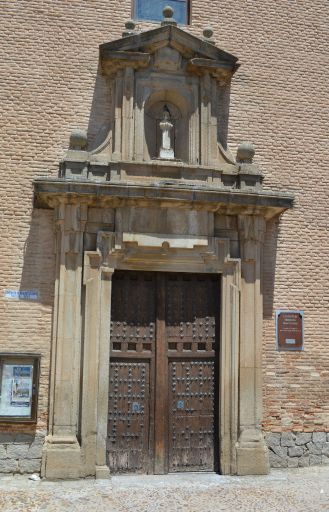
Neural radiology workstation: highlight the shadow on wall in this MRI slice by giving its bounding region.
[87,63,113,153]
[263,218,279,319]
[217,82,231,150]
[20,209,55,308]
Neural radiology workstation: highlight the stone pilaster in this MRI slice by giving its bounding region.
[112,70,123,160]
[95,263,113,479]
[121,66,134,160]
[200,72,211,166]
[236,215,270,475]
[41,201,87,479]
[80,248,113,479]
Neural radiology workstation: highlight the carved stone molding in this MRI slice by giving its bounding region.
[187,57,238,84]
[101,51,150,76]
[34,179,293,221]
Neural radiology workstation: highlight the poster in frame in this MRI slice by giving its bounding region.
[0,354,40,422]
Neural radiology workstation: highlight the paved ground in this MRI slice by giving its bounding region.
[1,467,329,511]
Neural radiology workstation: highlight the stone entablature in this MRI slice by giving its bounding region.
[34,179,292,218]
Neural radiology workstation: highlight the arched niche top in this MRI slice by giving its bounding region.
[144,89,191,118]
[145,101,181,121]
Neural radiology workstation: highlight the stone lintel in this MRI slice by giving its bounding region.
[33,178,294,220]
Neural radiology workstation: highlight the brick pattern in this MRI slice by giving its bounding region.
[0,0,329,472]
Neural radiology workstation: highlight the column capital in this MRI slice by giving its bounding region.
[238,215,266,244]
[97,231,116,267]
[54,203,88,255]
[238,215,266,261]
[55,202,88,230]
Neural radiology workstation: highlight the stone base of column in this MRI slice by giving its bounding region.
[95,465,111,479]
[41,436,82,479]
[236,428,270,475]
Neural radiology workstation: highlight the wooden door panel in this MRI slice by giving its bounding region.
[108,271,156,474]
[166,274,219,473]
[166,274,218,356]
[168,359,217,472]
[110,272,156,355]
[107,360,150,474]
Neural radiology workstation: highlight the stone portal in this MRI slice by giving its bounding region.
[34,8,293,479]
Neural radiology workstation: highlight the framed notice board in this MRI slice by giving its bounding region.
[276,310,304,351]
[0,354,40,422]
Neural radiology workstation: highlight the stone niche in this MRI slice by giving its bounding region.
[34,9,294,480]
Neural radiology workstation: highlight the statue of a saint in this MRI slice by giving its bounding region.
[159,106,174,159]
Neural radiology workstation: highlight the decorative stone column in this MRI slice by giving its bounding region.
[236,215,270,475]
[41,201,87,479]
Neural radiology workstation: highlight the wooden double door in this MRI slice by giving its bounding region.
[107,271,220,474]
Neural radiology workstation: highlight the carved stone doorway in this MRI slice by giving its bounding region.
[107,270,220,474]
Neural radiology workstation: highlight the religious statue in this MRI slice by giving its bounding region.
[159,106,174,159]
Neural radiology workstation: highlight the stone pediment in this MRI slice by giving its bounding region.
[100,24,237,62]
[100,24,239,79]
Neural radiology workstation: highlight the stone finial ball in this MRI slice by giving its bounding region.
[203,26,214,39]
[69,129,87,150]
[236,141,255,163]
[125,19,136,30]
[163,5,174,18]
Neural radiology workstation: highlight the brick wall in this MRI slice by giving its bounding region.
[0,0,328,471]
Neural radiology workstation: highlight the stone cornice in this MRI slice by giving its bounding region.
[101,51,151,75]
[33,178,293,220]
[187,57,240,82]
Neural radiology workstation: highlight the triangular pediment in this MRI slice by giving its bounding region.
[100,25,238,72]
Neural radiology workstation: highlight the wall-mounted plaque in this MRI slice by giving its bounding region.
[276,310,304,351]
[0,354,40,422]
